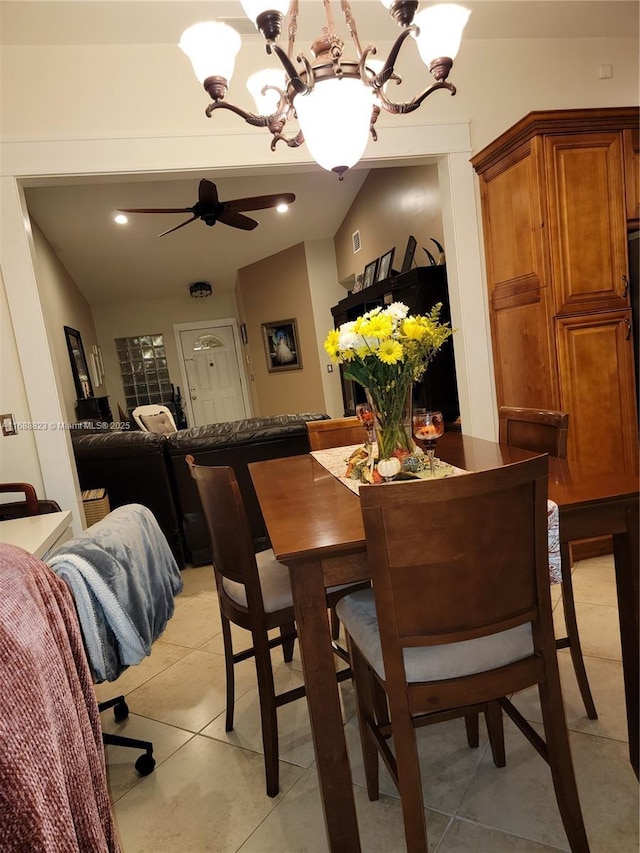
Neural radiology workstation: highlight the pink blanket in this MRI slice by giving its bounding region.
[0,544,121,852]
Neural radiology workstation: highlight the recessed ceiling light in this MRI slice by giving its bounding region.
[114,214,128,225]
[276,203,289,214]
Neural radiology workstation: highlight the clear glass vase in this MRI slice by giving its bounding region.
[365,385,414,461]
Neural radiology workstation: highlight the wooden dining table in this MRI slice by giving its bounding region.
[249,432,639,853]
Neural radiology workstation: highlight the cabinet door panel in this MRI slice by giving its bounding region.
[545,133,628,315]
[491,287,558,409]
[480,139,548,296]
[556,310,638,475]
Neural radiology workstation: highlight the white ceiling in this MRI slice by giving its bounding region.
[12,0,639,306]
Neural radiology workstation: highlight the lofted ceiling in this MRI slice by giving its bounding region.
[24,168,370,305]
[9,0,638,307]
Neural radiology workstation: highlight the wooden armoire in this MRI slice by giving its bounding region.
[472,107,639,479]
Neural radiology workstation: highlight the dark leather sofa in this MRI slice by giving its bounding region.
[71,413,329,568]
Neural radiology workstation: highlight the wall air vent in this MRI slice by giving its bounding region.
[352,230,361,254]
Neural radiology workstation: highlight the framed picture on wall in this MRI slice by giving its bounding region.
[261,318,303,372]
[64,326,94,400]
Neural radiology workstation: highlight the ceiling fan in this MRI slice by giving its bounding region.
[118,178,295,237]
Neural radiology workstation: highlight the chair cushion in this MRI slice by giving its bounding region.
[222,549,293,613]
[140,412,176,435]
[222,551,368,615]
[335,589,534,682]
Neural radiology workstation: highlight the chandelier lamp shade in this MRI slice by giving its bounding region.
[179,1,470,179]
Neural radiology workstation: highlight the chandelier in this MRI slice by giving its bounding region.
[179,1,470,179]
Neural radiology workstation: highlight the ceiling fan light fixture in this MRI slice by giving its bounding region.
[180,1,469,177]
[189,281,213,298]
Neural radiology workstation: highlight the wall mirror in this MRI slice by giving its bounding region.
[64,325,94,399]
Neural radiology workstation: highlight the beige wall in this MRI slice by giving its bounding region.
[0,270,44,492]
[31,222,105,422]
[1,35,637,156]
[334,165,443,284]
[94,290,239,419]
[237,243,326,416]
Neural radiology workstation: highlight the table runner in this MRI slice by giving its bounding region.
[311,445,561,585]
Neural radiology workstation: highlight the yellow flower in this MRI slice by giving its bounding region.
[323,329,341,362]
[377,339,404,364]
[360,313,393,340]
[402,316,427,340]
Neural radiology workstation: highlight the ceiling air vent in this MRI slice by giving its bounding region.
[352,230,361,254]
[217,17,260,35]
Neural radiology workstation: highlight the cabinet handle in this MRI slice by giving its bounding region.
[625,319,632,341]
[622,275,629,299]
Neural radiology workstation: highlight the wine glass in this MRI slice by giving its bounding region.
[412,410,444,477]
[355,402,376,446]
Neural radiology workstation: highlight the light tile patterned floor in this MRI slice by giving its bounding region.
[96,555,639,852]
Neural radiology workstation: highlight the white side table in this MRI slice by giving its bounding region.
[0,511,73,560]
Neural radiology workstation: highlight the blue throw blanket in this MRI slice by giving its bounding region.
[47,504,183,683]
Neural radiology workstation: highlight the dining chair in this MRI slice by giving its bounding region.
[498,406,597,720]
[0,482,61,519]
[306,415,370,640]
[336,456,590,853]
[306,416,367,451]
[132,404,178,434]
[185,456,363,797]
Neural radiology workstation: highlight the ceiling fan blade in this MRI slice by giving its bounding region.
[157,216,199,237]
[118,207,193,214]
[198,179,219,206]
[225,192,295,213]
[217,211,259,231]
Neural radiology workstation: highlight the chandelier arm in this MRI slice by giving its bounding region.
[269,42,310,94]
[205,100,273,128]
[376,79,456,115]
[340,0,364,57]
[374,26,415,88]
[288,0,299,59]
[271,129,305,150]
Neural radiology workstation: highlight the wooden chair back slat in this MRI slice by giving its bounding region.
[306,417,367,450]
[498,406,569,458]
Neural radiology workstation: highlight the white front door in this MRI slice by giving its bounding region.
[178,324,247,426]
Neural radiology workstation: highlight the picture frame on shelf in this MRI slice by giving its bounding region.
[376,248,395,282]
[352,273,364,293]
[363,258,378,289]
[261,318,302,373]
[400,235,417,273]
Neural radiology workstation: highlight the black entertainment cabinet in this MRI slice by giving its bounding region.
[330,266,460,423]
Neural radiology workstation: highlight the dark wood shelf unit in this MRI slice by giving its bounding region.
[331,266,460,423]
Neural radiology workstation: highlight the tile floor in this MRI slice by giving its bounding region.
[96,554,639,853]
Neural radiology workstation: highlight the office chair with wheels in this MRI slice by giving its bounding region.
[48,503,183,777]
[1,484,155,774]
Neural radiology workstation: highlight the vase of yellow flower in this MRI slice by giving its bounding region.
[324,301,454,478]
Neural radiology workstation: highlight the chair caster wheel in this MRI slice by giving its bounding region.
[113,700,129,722]
[135,753,155,776]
